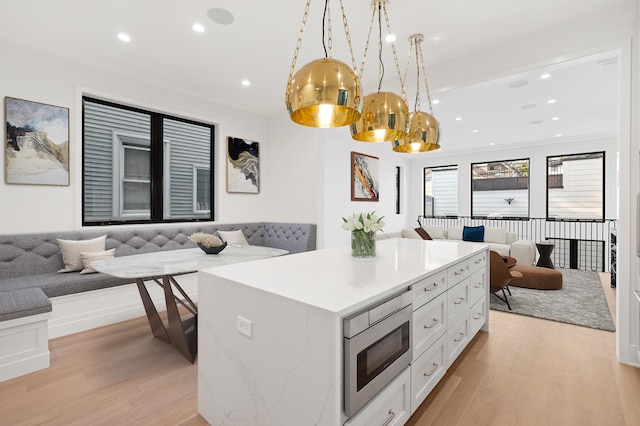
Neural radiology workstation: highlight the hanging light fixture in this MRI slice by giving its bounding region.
[391,34,441,153]
[351,0,409,143]
[285,0,362,128]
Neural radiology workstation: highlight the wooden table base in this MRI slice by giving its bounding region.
[136,276,198,363]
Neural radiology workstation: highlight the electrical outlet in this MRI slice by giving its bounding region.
[237,316,252,338]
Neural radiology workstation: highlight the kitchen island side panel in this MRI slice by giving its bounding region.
[198,270,342,426]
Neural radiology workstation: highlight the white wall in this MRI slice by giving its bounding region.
[0,39,317,234]
[318,128,413,249]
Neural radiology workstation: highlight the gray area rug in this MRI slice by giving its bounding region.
[490,268,615,332]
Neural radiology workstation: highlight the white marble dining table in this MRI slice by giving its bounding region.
[91,245,289,362]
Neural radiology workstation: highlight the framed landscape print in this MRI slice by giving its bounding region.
[351,151,379,201]
[227,136,259,193]
[5,97,70,186]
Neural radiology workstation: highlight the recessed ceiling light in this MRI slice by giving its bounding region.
[207,7,235,25]
[472,129,479,133]
[552,117,559,121]
[432,99,440,104]
[192,23,205,33]
[547,99,556,104]
[555,134,562,137]
[540,73,552,79]
[385,33,396,43]
[117,33,131,43]
[490,142,495,146]
[455,117,462,121]
[241,79,251,87]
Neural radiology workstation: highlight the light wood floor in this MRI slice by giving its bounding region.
[1,275,638,426]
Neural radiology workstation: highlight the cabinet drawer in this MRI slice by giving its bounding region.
[469,297,486,337]
[344,367,411,426]
[446,278,469,325]
[410,334,446,414]
[469,251,487,272]
[468,268,486,304]
[447,259,471,286]
[412,292,447,360]
[446,314,469,368]
[411,270,447,309]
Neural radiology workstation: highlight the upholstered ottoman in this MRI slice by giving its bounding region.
[509,265,563,290]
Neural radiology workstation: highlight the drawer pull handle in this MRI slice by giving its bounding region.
[454,271,462,276]
[454,332,466,343]
[383,409,396,426]
[454,297,465,305]
[473,313,482,320]
[474,260,482,264]
[423,283,439,292]
[424,362,439,377]
[424,319,439,329]
[474,283,482,288]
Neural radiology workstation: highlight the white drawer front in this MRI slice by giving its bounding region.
[469,297,486,337]
[345,367,411,426]
[469,252,487,272]
[447,259,471,287]
[446,314,469,368]
[446,278,469,324]
[411,270,447,309]
[410,334,446,414]
[468,268,486,304]
[412,292,447,360]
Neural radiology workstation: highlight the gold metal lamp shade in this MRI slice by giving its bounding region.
[286,58,362,128]
[350,91,409,142]
[392,111,441,153]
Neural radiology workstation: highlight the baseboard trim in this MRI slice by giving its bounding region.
[49,273,198,339]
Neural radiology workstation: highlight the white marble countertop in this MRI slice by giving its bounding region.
[201,238,487,316]
[91,246,289,279]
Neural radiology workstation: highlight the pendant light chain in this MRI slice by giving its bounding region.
[382,2,407,103]
[377,3,384,92]
[414,42,421,112]
[287,0,313,90]
[418,41,435,115]
[358,6,377,80]
[338,0,359,71]
[325,0,332,57]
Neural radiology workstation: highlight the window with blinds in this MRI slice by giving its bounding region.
[82,97,214,225]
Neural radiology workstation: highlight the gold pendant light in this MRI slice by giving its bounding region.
[392,34,441,153]
[285,0,362,128]
[351,0,409,143]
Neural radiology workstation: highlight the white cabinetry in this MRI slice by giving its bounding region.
[409,249,488,414]
[345,367,411,426]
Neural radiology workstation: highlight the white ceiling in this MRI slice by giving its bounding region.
[0,0,625,152]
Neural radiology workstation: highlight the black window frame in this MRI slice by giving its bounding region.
[423,164,459,218]
[545,151,605,222]
[82,96,215,226]
[470,158,530,219]
[395,166,401,214]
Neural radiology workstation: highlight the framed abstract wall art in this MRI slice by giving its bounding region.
[227,136,259,193]
[5,97,70,186]
[351,151,379,201]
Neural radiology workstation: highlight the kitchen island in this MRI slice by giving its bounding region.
[198,238,489,425]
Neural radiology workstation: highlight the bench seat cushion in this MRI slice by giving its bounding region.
[0,272,133,298]
[0,288,52,321]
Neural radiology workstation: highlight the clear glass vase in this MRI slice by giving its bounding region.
[351,230,376,257]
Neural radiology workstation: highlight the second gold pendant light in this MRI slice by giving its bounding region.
[351,0,409,143]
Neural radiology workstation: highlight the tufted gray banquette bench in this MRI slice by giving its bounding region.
[0,222,315,381]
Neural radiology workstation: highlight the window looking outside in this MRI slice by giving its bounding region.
[83,97,214,225]
[423,165,458,217]
[547,152,604,220]
[471,159,529,218]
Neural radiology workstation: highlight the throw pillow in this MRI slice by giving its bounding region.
[484,227,507,244]
[462,226,485,243]
[79,249,116,274]
[414,227,432,240]
[57,235,107,273]
[447,226,463,240]
[217,230,249,246]
[401,229,423,239]
[423,225,445,240]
